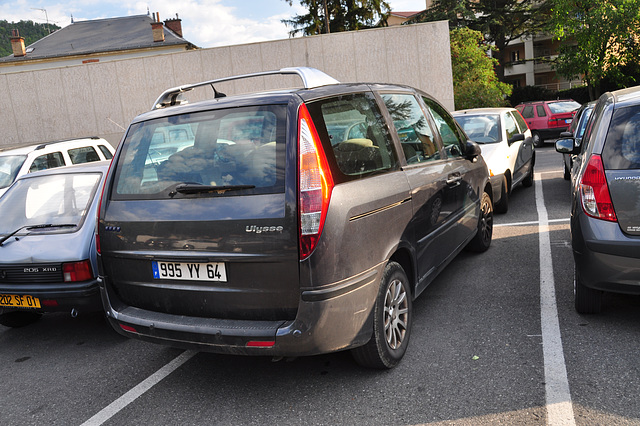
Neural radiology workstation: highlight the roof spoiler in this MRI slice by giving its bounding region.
[151,67,340,110]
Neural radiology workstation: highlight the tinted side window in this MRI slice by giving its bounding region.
[29,152,65,172]
[504,112,519,141]
[99,145,113,160]
[382,93,439,164]
[512,110,529,133]
[602,105,640,170]
[422,97,465,158]
[310,92,398,177]
[521,106,534,119]
[69,146,101,164]
[536,105,547,117]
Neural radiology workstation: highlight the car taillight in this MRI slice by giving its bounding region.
[63,260,94,282]
[580,154,617,222]
[298,103,334,260]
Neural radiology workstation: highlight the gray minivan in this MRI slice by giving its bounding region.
[97,68,493,368]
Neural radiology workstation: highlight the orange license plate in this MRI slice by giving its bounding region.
[0,294,41,308]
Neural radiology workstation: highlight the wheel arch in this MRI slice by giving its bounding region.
[389,246,416,300]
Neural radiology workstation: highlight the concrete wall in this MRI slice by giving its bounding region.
[0,21,453,149]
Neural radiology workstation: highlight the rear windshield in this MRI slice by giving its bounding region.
[548,101,580,114]
[602,105,640,170]
[454,114,501,144]
[112,105,286,199]
[0,155,27,189]
[0,172,101,236]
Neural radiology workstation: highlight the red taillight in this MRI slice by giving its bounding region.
[246,341,275,347]
[63,260,94,282]
[298,103,334,260]
[580,154,617,222]
[119,324,137,333]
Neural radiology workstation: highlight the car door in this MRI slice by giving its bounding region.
[507,110,533,184]
[421,96,479,250]
[380,92,457,286]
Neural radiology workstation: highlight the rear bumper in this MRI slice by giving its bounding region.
[534,127,568,141]
[0,279,102,313]
[572,213,640,294]
[99,264,382,356]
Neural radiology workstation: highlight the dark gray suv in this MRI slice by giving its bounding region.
[556,85,640,314]
[97,67,493,368]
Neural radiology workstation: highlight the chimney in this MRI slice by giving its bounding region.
[164,14,183,37]
[10,29,26,57]
[150,12,165,42]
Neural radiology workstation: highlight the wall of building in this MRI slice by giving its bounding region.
[0,21,453,149]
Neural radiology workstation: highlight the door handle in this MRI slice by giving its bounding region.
[446,174,462,187]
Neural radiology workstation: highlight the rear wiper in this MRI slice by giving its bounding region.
[169,183,256,196]
[0,223,77,247]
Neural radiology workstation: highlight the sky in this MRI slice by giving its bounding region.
[0,0,429,48]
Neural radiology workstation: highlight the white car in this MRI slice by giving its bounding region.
[453,108,536,213]
[0,137,114,198]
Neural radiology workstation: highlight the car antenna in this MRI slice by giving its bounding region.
[211,84,226,98]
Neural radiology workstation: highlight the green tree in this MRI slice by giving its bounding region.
[282,0,390,36]
[407,0,552,82]
[0,20,60,57]
[552,0,640,99]
[450,28,512,109]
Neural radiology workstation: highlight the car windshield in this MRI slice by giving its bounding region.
[0,172,101,236]
[454,114,501,143]
[0,155,27,189]
[113,106,286,199]
[548,101,580,114]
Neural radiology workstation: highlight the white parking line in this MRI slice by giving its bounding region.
[81,350,197,426]
[535,172,576,426]
[494,218,569,228]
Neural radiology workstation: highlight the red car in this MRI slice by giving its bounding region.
[516,100,580,147]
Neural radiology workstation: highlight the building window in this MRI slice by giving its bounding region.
[511,50,520,62]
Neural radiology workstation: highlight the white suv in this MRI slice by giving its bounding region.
[0,137,114,198]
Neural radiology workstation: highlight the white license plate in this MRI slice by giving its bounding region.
[152,261,227,282]
[565,118,572,124]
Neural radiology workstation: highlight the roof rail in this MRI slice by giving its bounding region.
[151,67,340,110]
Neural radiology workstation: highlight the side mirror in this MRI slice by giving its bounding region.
[555,138,578,155]
[508,133,525,145]
[464,140,482,160]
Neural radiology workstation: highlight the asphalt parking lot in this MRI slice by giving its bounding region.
[3,146,640,426]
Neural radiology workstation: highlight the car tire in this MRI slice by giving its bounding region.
[532,131,543,148]
[522,161,534,188]
[574,266,602,314]
[494,178,509,214]
[466,190,493,252]
[351,261,412,369]
[0,311,42,328]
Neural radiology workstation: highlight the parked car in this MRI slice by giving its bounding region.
[97,67,493,369]
[0,137,114,198]
[453,107,535,213]
[515,100,580,147]
[558,101,596,180]
[0,162,110,327]
[555,85,640,314]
